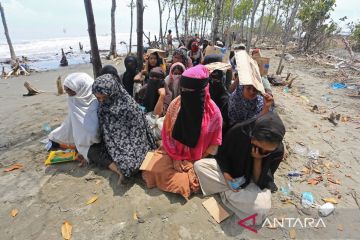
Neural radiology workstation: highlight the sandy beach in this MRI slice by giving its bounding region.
[1,51,360,239]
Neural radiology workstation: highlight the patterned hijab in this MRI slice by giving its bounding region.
[173,48,188,67]
[92,74,156,177]
[228,85,264,125]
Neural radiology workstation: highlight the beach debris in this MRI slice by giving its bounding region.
[86,196,98,205]
[60,48,68,67]
[10,208,18,217]
[4,163,23,172]
[319,203,335,217]
[322,198,338,204]
[307,176,323,185]
[331,82,347,90]
[288,171,303,177]
[326,112,340,126]
[79,42,83,51]
[1,66,6,78]
[23,81,43,96]
[4,59,30,79]
[327,176,341,185]
[133,211,145,223]
[57,76,64,95]
[289,228,297,239]
[268,74,286,86]
[301,192,314,208]
[337,224,344,231]
[61,221,72,240]
[202,197,230,223]
[284,53,295,61]
[42,122,52,133]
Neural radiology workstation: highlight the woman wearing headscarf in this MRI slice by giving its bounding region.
[119,56,138,97]
[172,48,193,69]
[194,112,285,223]
[48,73,100,165]
[228,84,273,126]
[135,51,163,84]
[188,41,203,66]
[164,62,186,99]
[142,65,223,199]
[136,67,171,116]
[89,73,157,183]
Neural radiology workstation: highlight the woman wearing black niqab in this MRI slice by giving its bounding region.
[119,56,138,96]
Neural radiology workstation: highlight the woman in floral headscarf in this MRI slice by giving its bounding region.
[89,73,157,183]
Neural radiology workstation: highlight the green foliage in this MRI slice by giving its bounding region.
[350,23,360,51]
[233,0,253,21]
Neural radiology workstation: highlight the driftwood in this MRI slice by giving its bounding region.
[23,81,43,96]
[342,37,355,61]
[56,76,64,95]
[4,61,30,79]
[60,48,68,67]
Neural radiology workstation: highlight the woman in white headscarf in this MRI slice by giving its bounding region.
[48,73,100,165]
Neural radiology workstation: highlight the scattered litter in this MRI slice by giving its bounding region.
[42,122,52,133]
[307,176,323,185]
[86,196,98,205]
[10,209,18,217]
[4,163,23,172]
[300,95,310,103]
[285,53,295,61]
[319,203,335,217]
[337,224,344,231]
[133,211,145,223]
[61,221,72,240]
[327,177,341,185]
[40,138,49,144]
[331,82,347,90]
[322,198,338,204]
[202,197,230,223]
[283,87,290,93]
[288,171,303,177]
[301,192,314,208]
[289,228,297,239]
[293,143,320,160]
[45,150,77,165]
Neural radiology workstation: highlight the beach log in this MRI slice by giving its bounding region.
[56,76,64,95]
[23,81,42,96]
[60,48,68,67]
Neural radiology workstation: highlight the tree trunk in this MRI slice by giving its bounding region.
[84,0,102,78]
[164,3,173,39]
[184,0,189,36]
[246,0,261,52]
[212,0,222,44]
[137,0,144,66]
[254,0,266,46]
[225,0,236,47]
[271,0,281,36]
[109,0,117,58]
[157,0,164,49]
[263,3,275,40]
[0,3,16,61]
[173,0,185,42]
[129,0,134,54]
[276,0,301,74]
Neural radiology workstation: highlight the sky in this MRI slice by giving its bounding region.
[0,0,359,43]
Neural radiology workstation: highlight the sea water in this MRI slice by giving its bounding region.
[0,32,138,72]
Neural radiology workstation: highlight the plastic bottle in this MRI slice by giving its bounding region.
[301,192,314,208]
[42,122,51,133]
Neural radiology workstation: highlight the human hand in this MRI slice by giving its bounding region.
[251,146,266,160]
[223,172,241,192]
[158,88,166,97]
[263,93,274,109]
[173,160,183,173]
[77,154,88,167]
[134,73,142,82]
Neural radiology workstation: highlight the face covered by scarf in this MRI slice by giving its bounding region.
[122,56,138,96]
[173,48,188,67]
[168,62,186,98]
[143,67,165,112]
[191,41,199,53]
[172,65,210,148]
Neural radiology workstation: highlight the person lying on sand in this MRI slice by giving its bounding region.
[142,65,223,199]
[194,112,285,223]
[48,73,100,165]
[89,70,157,184]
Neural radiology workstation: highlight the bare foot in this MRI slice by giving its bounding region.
[117,173,125,185]
[77,154,87,167]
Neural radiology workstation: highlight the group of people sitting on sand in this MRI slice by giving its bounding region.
[47,40,286,223]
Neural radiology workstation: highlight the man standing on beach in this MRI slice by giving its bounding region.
[167,30,173,54]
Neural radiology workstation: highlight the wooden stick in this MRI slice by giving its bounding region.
[23,81,43,96]
[287,76,298,88]
[56,76,64,95]
[278,65,284,75]
[286,73,291,81]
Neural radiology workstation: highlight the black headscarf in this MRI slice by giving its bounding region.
[216,112,286,189]
[209,70,229,124]
[100,65,121,82]
[143,67,165,113]
[172,74,209,148]
[122,56,138,96]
